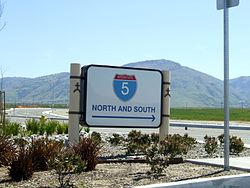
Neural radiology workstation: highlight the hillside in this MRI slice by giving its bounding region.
[230,76,250,107]
[124,59,246,107]
[2,60,249,107]
[3,72,69,105]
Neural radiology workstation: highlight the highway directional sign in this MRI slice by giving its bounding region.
[83,65,162,128]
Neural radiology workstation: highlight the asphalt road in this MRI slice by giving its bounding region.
[6,108,250,145]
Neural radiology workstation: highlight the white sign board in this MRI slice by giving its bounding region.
[217,0,239,10]
[84,65,162,128]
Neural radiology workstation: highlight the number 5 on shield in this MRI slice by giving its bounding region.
[121,81,129,95]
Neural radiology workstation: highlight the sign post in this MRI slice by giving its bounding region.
[216,0,239,171]
[159,71,171,141]
[68,63,81,144]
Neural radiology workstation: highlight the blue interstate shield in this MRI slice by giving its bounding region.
[113,74,137,102]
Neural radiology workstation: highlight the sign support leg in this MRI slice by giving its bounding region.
[159,71,171,141]
[69,63,81,144]
[223,0,230,171]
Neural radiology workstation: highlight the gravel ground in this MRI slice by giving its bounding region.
[0,133,249,188]
[0,162,246,188]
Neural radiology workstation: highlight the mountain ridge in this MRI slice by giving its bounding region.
[2,60,250,107]
[125,59,247,107]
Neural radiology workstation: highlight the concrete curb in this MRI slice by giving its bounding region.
[185,157,250,172]
[134,173,250,188]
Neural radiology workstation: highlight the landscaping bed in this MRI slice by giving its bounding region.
[1,119,250,188]
[0,162,246,188]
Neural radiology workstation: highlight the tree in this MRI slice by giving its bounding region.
[0,0,6,32]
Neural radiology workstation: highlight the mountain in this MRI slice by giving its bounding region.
[124,59,247,107]
[230,76,250,107]
[3,72,69,105]
[2,60,249,107]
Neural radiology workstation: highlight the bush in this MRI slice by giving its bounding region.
[183,133,197,149]
[26,119,40,135]
[204,135,218,156]
[163,134,196,159]
[146,143,169,175]
[38,123,46,135]
[49,148,86,188]
[218,133,224,146]
[45,120,59,136]
[126,130,151,154]
[9,140,34,181]
[230,135,244,155]
[91,131,102,144]
[4,122,21,136]
[108,133,124,146]
[0,135,16,167]
[150,132,159,144]
[31,137,63,171]
[39,115,47,135]
[217,134,244,154]
[83,127,90,133]
[72,137,101,171]
[62,123,68,134]
[56,124,65,135]
[56,122,68,134]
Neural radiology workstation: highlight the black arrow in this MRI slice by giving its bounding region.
[92,114,156,122]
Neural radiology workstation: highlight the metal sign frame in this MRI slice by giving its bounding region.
[80,64,163,128]
[217,0,239,10]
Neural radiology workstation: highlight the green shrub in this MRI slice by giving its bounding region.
[38,115,47,135]
[56,122,68,134]
[72,137,101,171]
[183,133,197,150]
[0,119,9,135]
[230,135,244,155]
[126,130,151,154]
[5,122,21,136]
[39,115,47,124]
[49,149,86,188]
[39,123,46,135]
[46,120,58,136]
[26,118,40,135]
[163,134,196,159]
[146,143,169,175]
[83,127,90,133]
[217,134,244,154]
[218,134,224,146]
[91,131,102,144]
[204,135,218,156]
[108,133,124,146]
[56,123,65,135]
[150,132,159,144]
[31,137,63,171]
[9,140,34,181]
[0,135,16,167]
[63,123,68,134]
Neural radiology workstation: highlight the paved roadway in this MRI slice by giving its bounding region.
[6,108,250,145]
[6,108,68,124]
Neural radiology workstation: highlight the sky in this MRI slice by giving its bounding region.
[0,0,249,80]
